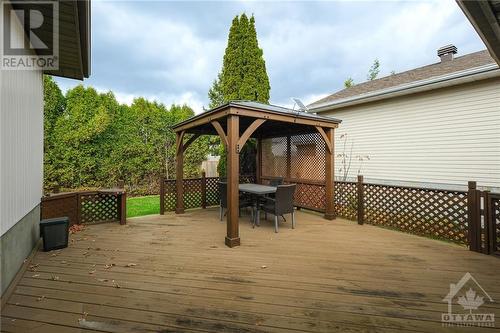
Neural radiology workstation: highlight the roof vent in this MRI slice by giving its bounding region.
[437,45,457,63]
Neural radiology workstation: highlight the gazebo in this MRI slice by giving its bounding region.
[172,101,341,247]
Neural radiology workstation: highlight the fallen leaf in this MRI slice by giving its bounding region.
[28,263,40,271]
[69,224,85,234]
[78,311,89,321]
[125,263,137,267]
[97,278,109,282]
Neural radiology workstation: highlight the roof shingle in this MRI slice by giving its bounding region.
[309,50,495,108]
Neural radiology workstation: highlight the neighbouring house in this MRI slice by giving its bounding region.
[0,0,90,295]
[309,46,500,190]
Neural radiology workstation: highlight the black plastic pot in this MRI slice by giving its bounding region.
[40,217,69,252]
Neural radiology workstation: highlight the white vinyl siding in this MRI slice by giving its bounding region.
[0,8,44,236]
[323,77,500,190]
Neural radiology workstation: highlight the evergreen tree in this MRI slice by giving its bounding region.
[216,14,270,103]
[207,73,224,109]
[42,79,208,195]
[344,77,354,88]
[49,85,119,188]
[43,76,66,191]
[343,59,381,90]
[367,59,380,81]
[208,14,270,176]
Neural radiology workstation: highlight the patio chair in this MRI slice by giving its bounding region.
[260,184,296,233]
[265,176,284,220]
[218,182,254,222]
[268,177,284,187]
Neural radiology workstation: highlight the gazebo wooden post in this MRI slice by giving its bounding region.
[175,131,185,214]
[286,135,291,181]
[225,114,240,247]
[256,138,262,184]
[324,128,336,220]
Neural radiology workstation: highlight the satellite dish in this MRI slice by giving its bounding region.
[291,98,309,112]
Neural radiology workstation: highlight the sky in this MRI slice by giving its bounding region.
[55,0,486,113]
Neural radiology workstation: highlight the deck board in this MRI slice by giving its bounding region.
[2,208,500,332]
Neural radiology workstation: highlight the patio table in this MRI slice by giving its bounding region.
[239,183,276,227]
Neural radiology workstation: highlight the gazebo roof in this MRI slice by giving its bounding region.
[172,101,341,138]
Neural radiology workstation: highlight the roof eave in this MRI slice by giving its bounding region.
[172,101,342,131]
[457,0,500,66]
[310,64,500,113]
[42,0,91,80]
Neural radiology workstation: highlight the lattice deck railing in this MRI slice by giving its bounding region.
[162,173,491,247]
[363,183,468,244]
[41,189,126,225]
[483,192,500,255]
[160,174,255,213]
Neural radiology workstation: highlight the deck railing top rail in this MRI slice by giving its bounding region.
[41,189,126,226]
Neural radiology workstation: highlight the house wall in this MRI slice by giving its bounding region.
[0,5,44,294]
[323,77,500,190]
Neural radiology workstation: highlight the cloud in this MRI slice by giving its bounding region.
[55,0,485,112]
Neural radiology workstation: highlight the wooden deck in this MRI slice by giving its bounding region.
[2,208,500,332]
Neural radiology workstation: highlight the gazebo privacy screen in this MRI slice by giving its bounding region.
[172,101,341,247]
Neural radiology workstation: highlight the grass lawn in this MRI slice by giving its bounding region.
[127,195,160,218]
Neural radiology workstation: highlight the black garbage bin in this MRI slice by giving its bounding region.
[40,217,69,251]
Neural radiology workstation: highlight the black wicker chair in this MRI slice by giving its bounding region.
[265,176,285,220]
[261,184,296,233]
[218,182,254,222]
[268,177,284,187]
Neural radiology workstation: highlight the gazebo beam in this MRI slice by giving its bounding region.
[175,131,185,214]
[315,126,333,154]
[225,114,240,247]
[211,120,228,148]
[324,127,336,220]
[182,133,201,151]
[237,119,266,152]
[175,110,228,133]
[232,107,337,128]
